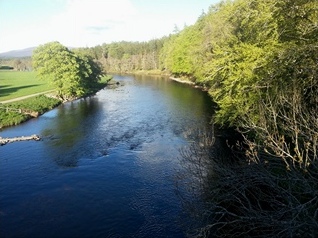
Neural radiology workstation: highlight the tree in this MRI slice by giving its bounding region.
[160,25,201,78]
[13,59,26,71]
[72,49,104,88]
[32,42,103,100]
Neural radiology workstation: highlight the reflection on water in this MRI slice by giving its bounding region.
[0,75,214,238]
[41,98,103,167]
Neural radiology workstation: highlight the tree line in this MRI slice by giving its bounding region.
[74,38,167,73]
[0,58,32,71]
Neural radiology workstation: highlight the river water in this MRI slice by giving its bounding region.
[0,74,214,238]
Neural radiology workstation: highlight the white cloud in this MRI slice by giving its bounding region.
[46,0,138,47]
[44,0,190,48]
[57,0,136,28]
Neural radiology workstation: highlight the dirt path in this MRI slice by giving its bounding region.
[0,90,55,104]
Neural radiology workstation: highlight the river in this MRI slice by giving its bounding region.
[0,74,215,238]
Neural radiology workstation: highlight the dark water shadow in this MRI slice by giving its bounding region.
[41,97,102,168]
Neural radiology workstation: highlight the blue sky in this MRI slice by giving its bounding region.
[0,0,220,53]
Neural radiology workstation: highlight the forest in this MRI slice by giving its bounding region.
[1,0,317,236]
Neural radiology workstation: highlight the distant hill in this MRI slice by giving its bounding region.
[0,46,77,59]
[0,47,36,58]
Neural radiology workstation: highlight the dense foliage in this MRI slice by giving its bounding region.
[32,42,104,99]
[171,0,318,237]
[159,0,318,167]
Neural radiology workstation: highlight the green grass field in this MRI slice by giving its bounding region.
[0,71,54,102]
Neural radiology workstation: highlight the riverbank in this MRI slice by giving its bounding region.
[110,69,210,92]
[108,69,169,77]
[0,95,61,129]
[0,76,112,129]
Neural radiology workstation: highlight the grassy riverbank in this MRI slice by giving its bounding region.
[0,95,61,128]
[0,71,112,128]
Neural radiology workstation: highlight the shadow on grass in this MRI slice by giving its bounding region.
[0,84,41,99]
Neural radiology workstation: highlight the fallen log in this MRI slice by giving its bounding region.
[0,134,40,146]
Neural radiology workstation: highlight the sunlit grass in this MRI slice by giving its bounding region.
[0,71,54,101]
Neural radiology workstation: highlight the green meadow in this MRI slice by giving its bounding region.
[0,71,54,101]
